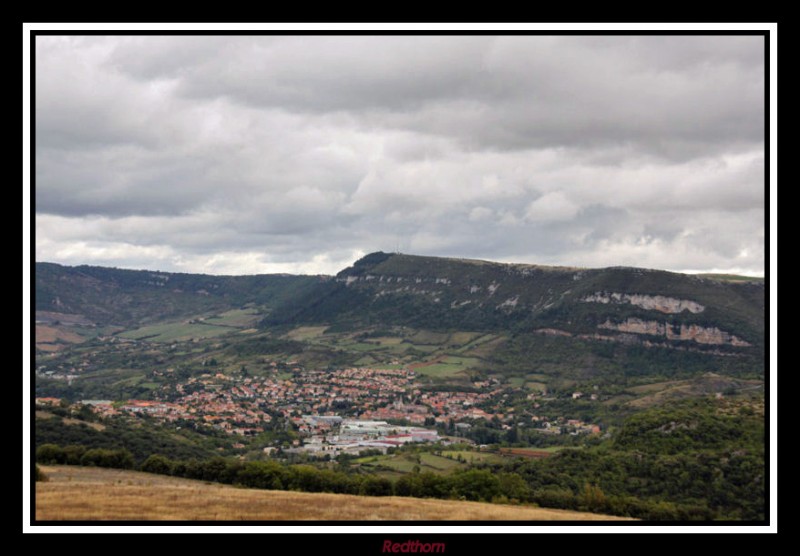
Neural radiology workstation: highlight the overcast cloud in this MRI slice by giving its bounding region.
[34,35,766,276]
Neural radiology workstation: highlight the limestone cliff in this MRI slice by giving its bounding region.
[581,292,704,314]
[598,318,750,347]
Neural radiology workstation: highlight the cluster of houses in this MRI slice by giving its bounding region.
[110,366,511,438]
[37,363,603,448]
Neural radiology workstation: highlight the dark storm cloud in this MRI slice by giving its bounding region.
[35,35,765,276]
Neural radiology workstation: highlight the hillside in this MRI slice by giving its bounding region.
[35,262,324,329]
[35,466,632,521]
[264,252,765,379]
[268,252,763,342]
[34,253,765,400]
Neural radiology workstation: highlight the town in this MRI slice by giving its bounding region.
[36,364,602,457]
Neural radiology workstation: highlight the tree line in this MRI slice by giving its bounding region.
[35,440,762,521]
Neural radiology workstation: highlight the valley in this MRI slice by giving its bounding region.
[33,252,766,520]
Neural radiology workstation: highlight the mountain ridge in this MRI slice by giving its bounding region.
[267,252,764,339]
[35,252,765,380]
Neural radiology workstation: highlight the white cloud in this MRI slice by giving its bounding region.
[469,207,493,222]
[524,192,580,222]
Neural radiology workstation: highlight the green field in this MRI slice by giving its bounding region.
[459,335,506,357]
[409,330,451,344]
[444,332,482,348]
[370,337,405,346]
[413,355,482,378]
[284,326,329,341]
[419,453,462,471]
[524,381,548,392]
[405,344,441,354]
[454,333,498,353]
[356,452,465,475]
[367,363,407,370]
[525,373,550,381]
[625,380,683,394]
[353,355,378,366]
[413,363,465,378]
[347,342,390,352]
[499,446,566,455]
[119,322,234,342]
[205,309,261,327]
[441,450,506,464]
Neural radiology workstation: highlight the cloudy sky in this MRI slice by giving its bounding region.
[34,35,766,276]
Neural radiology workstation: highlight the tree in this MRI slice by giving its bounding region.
[578,483,607,513]
[359,476,393,497]
[498,472,531,502]
[80,448,134,469]
[450,469,501,502]
[36,444,64,464]
[140,454,174,476]
[506,426,518,444]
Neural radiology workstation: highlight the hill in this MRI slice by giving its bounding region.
[35,465,632,521]
[268,252,763,341]
[264,252,765,380]
[34,253,765,397]
[35,262,324,329]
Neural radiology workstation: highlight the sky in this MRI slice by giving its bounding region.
[33,35,767,277]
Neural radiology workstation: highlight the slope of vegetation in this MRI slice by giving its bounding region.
[262,253,765,378]
[35,262,324,328]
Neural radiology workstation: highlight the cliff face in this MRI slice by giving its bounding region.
[581,292,705,314]
[275,253,764,354]
[598,318,751,347]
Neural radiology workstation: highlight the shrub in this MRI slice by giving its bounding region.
[140,454,174,476]
[80,448,135,469]
[35,465,47,482]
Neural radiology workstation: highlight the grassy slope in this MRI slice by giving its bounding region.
[35,466,632,521]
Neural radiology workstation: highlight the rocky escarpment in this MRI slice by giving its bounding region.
[581,292,705,314]
[598,318,750,347]
[264,253,763,367]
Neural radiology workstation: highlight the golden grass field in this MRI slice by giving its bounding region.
[35,466,633,521]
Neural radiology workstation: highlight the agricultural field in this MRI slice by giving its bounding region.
[454,333,499,353]
[497,447,564,458]
[205,309,262,327]
[411,356,482,378]
[354,452,465,475]
[441,451,507,465]
[284,326,329,341]
[35,325,87,352]
[118,321,234,342]
[275,327,502,379]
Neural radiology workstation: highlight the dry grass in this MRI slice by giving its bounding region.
[36,325,85,344]
[35,466,633,521]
